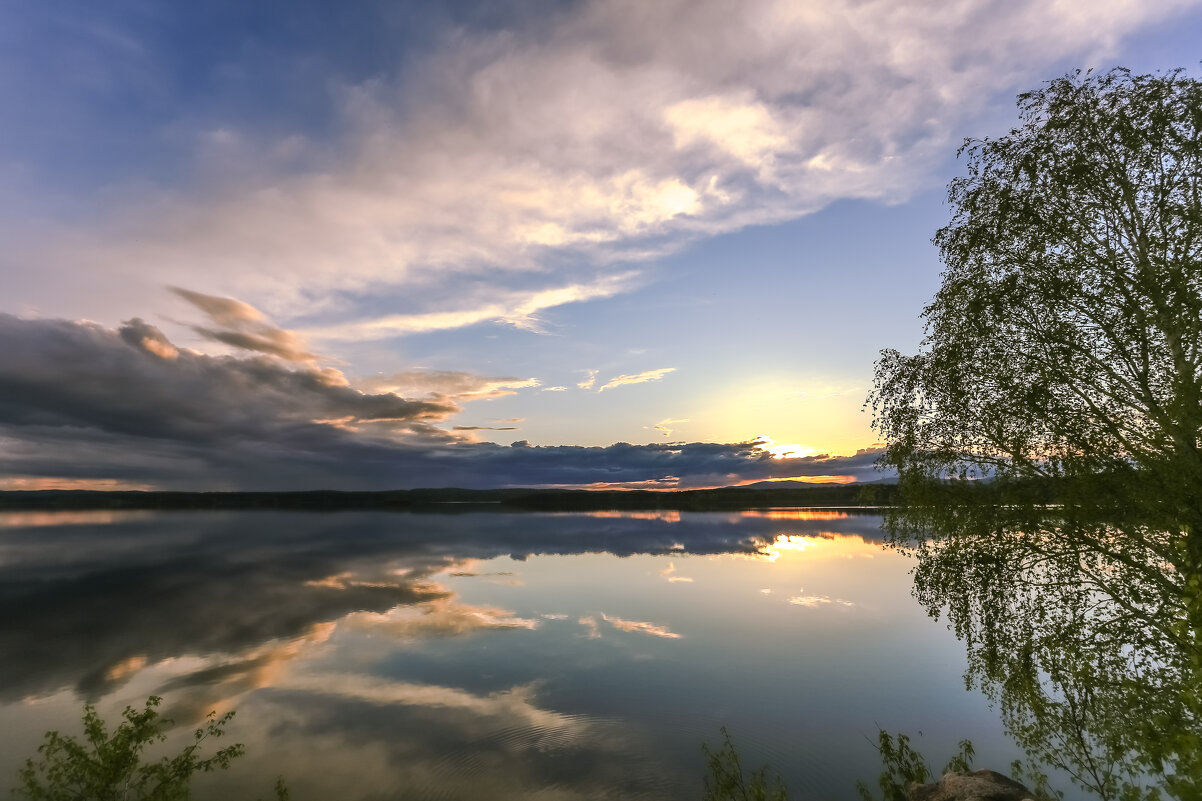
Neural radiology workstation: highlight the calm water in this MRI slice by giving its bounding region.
[0,509,1025,800]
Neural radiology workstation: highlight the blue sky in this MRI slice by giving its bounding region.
[1,0,1200,490]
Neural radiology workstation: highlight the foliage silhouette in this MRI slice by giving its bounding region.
[855,730,975,801]
[868,65,1202,801]
[868,66,1202,526]
[885,514,1188,801]
[703,728,981,801]
[702,728,788,801]
[12,696,286,801]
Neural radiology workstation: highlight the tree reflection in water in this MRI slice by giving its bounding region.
[881,492,1201,801]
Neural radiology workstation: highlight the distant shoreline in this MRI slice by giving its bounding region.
[0,484,897,512]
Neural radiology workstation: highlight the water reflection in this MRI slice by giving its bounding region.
[882,502,1200,801]
[740,510,853,521]
[0,510,896,701]
[0,510,152,528]
[0,509,1007,801]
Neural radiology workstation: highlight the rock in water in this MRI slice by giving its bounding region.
[910,770,1035,801]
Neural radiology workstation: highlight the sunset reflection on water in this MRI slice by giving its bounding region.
[741,509,852,521]
[0,510,1019,801]
[0,510,152,528]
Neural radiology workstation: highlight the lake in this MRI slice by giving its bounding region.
[0,509,1029,800]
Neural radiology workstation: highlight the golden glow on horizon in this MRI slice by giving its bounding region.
[0,476,155,491]
[760,440,818,459]
[741,510,850,521]
[695,377,876,457]
[736,474,858,486]
[551,480,680,491]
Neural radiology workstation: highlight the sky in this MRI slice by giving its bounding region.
[1,0,1201,491]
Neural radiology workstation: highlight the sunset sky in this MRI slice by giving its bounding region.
[2,0,1200,490]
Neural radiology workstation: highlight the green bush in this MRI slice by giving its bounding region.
[12,696,286,801]
[856,730,974,801]
[702,728,788,801]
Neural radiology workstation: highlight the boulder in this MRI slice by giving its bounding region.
[909,770,1036,801]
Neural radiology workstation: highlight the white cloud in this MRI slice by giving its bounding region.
[659,561,694,583]
[649,417,689,437]
[305,272,636,340]
[359,370,539,402]
[664,93,790,170]
[12,0,1196,322]
[598,368,676,392]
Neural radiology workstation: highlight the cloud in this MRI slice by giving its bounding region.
[0,313,469,489]
[171,287,316,362]
[659,561,693,583]
[650,417,689,437]
[0,313,890,490]
[304,273,636,341]
[576,370,599,390]
[0,315,453,437]
[598,368,676,392]
[0,477,152,492]
[9,0,1193,322]
[664,93,790,170]
[454,425,519,431]
[360,370,539,402]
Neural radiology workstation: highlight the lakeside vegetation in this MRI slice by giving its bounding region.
[10,700,970,801]
[862,67,1202,801]
[11,697,285,801]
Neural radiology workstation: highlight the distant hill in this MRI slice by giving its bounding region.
[736,478,897,490]
[0,482,898,512]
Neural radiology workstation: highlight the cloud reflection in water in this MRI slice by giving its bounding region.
[0,509,972,801]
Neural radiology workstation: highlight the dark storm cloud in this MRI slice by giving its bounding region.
[0,512,454,702]
[0,314,886,489]
[0,314,453,435]
[444,439,887,489]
